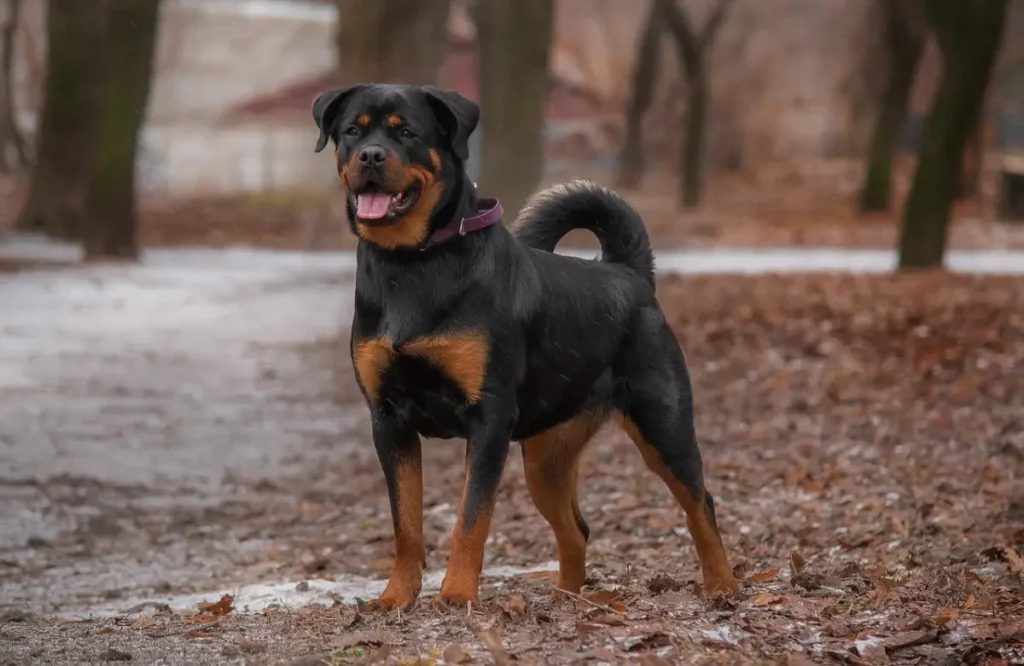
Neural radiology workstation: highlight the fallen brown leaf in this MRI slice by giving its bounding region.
[751,592,784,607]
[590,612,625,627]
[748,567,780,584]
[880,629,939,651]
[196,594,233,617]
[934,608,960,626]
[585,589,623,606]
[184,614,218,624]
[576,622,606,635]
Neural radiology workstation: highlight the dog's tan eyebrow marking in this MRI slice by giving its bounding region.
[388,114,402,127]
[358,114,371,126]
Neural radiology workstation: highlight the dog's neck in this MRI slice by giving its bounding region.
[430,170,479,237]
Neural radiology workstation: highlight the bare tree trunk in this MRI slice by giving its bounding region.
[658,0,734,210]
[81,0,162,262]
[956,120,983,199]
[335,0,450,86]
[681,72,707,208]
[859,0,925,213]
[998,170,1024,222]
[0,0,29,172]
[477,0,556,221]
[15,0,105,238]
[616,0,663,190]
[897,0,1008,270]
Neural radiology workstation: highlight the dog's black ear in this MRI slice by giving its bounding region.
[311,85,366,153]
[422,87,480,162]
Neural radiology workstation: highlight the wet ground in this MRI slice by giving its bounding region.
[0,248,365,615]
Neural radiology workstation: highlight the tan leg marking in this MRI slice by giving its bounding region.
[366,452,424,612]
[522,413,606,593]
[622,417,738,597]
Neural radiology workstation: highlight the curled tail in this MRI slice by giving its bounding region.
[511,180,655,287]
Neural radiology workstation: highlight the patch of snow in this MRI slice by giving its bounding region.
[854,635,884,654]
[60,561,559,619]
[701,623,751,646]
[6,234,1024,276]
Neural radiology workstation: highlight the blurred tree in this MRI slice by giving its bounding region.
[0,0,29,173]
[859,0,925,213]
[617,0,664,189]
[658,0,735,210]
[335,0,451,86]
[15,0,105,238]
[898,0,1008,269]
[477,0,556,220]
[956,121,983,200]
[81,0,162,261]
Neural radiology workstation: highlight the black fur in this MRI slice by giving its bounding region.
[311,83,732,605]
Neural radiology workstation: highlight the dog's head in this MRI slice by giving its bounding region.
[312,84,480,250]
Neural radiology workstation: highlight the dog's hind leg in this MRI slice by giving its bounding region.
[521,412,606,593]
[616,309,739,597]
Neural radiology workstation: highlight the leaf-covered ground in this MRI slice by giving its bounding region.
[2,272,1022,665]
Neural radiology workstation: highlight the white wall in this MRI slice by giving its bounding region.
[139,122,336,195]
[150,0,336,123]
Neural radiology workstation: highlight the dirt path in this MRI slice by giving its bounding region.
[0,252,368,616]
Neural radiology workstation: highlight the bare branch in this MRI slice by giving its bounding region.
[658,0,735,75]
[655,0,700,73]
[698,0,736,50]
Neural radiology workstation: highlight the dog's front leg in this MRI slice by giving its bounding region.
[435,407,514,608]
[364,417,424,613]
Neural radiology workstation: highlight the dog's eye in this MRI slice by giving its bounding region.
[399,128,415,140]
[344,126,359,137]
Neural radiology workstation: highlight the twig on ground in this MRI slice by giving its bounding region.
[557,589,626,615]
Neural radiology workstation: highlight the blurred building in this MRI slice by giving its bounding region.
[7,0,1024,197]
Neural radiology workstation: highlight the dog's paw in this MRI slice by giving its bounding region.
[703,576,740,600]
[359,585,420,613]
[431,589,477,610]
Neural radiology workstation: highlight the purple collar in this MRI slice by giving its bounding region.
[423,198,503,248]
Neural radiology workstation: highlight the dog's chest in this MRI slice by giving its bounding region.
[352,331,489,407]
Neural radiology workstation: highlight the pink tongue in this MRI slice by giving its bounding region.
[356,192,391,219]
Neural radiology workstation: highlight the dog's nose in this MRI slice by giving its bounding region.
[358,145,387,167]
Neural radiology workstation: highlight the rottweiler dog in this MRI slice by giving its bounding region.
[311,83,738,610]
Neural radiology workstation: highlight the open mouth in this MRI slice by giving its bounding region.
[352,183,420,223]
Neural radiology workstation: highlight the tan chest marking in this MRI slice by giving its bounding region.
[353,332,490,404]
[353,338,395,401]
